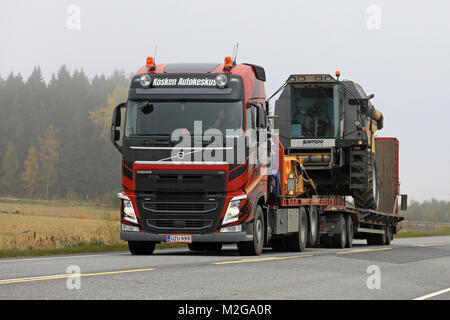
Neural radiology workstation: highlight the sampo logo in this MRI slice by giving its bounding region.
[302,139,324,145]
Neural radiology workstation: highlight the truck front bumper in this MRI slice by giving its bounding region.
[120,230,252,243]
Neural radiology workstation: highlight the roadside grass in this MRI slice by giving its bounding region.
[395,228,450,238]
[397,220,450,238]
[0,242,186,259]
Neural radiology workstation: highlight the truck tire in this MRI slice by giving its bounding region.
[271,237,288,252]
[286,207,308,252]
[128,241,156,255]
[352,153,380,210]
[332,216,347,249]
[307,206,319,247]
[237,205,264,256]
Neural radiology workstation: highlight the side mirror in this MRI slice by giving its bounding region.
[246,102,257,109]
[349,98,369,115]
[360,100,369,114]
[400,194,408,211]
[111,102,126,153]
[257,107,266,129]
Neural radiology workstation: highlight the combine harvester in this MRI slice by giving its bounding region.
[110,56,406,255]
[270,72,406,249]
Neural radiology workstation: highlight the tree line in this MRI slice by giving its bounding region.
[0,66,130,203]
[404,199,450,223]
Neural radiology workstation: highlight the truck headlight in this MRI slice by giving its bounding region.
[222,194,247,225]
[118,193,138,224]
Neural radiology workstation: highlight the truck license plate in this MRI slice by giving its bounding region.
[166,234,192,243]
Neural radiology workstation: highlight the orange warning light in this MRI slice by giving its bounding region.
[146,57,155,69]
[224,56,232,68]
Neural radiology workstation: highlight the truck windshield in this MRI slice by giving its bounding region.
[290,84,339,138]
[125,100,244,137]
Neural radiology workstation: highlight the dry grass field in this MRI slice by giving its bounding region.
[0,199,186,258]
[0,200,120,251]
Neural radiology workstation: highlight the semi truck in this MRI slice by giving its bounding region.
[110,57,405,256]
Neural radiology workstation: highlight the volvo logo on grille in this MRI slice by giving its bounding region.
[136,170,152,174]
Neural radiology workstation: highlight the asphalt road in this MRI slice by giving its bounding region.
[1,236,450,300]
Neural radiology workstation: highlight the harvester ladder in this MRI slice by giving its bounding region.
[349,149,368,189]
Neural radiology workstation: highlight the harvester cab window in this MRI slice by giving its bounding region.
[290,85,339,138]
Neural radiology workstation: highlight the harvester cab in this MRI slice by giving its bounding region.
[273,72,384,210]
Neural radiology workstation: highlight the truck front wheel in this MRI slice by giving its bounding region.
[128,241,156,255]
[237,205,264,256]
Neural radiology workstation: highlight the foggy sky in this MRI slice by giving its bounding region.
[1,0,449,202]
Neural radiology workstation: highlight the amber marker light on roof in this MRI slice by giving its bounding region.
[224,56,232,67]
[146,56,155,70]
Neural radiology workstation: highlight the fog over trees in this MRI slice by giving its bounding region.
[0,66,129,202]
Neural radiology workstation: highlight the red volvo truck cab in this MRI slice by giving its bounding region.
[110,57,270,255]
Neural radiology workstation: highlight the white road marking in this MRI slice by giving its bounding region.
[414,243,449,247]
[414,287,450,300]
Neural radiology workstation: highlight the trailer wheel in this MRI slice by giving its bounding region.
[128,241,156,255]
[332,216,347,249]
[237,205,264,256]
[308,206,319,247]
[345,215,354,248]
[271,238,287,252]
[286,207,308,252]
